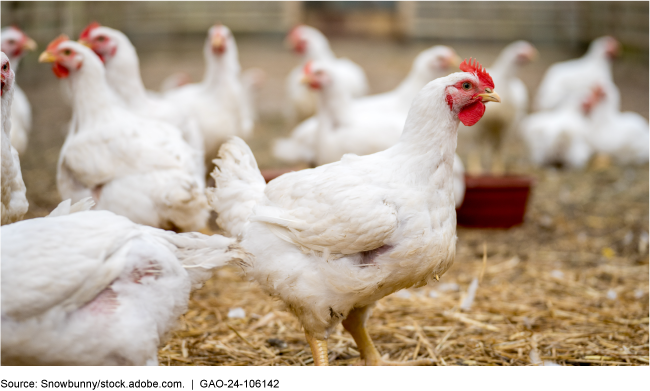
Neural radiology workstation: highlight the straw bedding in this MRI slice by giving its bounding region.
[159,162,649,366]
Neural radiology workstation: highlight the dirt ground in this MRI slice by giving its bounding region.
[11,34,649,365]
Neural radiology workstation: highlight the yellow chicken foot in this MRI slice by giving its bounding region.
[342,306,434,366]
[305,331,329,366]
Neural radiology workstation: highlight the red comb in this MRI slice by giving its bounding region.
[460,58,494,89]
[289,25,304,37]
[79,22,100,40]
[303,60,313,75]
[46,34,70,52]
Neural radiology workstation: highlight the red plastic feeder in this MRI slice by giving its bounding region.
[260,167,301,183]
[456,175,533,228]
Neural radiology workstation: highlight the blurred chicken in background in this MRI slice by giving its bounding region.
[284,25,369,125]
[460,41,537,175]
[1,26,37,155]
[162,24,254,168]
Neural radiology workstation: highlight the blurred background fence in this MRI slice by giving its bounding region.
[2,1,648,58]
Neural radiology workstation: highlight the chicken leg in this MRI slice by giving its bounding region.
[342,305,434,366]
[305,331,329,366]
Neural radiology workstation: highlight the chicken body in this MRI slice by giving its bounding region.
[40,39,208,231]
[534,36,620,112]
[79,24,205,179]
[284,25,368,124]
[1,201,250,365]
[1,27,37,155]
[586,86,649,165]
[460,41,536,174]
[208,69,500,365]
[520,102,594,169]
[1,52,28,225]
[163,25,253,166]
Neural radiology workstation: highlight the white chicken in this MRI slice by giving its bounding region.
[39,36,208,232]
[275,56,467,207]
[300,60,406,166]
[520,92,594,169]
[284,25,369,124]
[1,52,28,225]
[274,45,459,166]
[586,84,649,165]
[163,24,253,167]
[460,40,537,174]
[534,36,620,112]
[207,59,500,365]
[1,26,37,155]
[1,198,251,365]
[78,22,205,179]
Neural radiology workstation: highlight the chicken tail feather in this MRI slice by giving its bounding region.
[206,136,266,237]
[154,230,253,290]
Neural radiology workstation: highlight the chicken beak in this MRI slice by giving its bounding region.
[211,35,225,51]
[300,74,312,85]
[450,54,462,68]
[23,37,38,51]
[478,90,501,103]
[38,51,57,63]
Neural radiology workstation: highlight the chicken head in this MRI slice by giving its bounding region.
[1,27,37,64]
[78,22,118,63]
[446,58,501,126]
[1,52,15,97]
[209,24,232,55]
[38,35,85,78]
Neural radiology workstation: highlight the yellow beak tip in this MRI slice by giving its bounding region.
[38,52,55,63]
[25,39,38,51]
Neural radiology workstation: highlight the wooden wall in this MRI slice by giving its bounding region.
[2,1,647,54]
[397,1,648,52]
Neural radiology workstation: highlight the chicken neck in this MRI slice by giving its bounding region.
[387,82,459,190]
[104,32,149,108]
[1,87,13,136]
[66,52,122,128]
[314,78,354,131]
[200,40,241,89]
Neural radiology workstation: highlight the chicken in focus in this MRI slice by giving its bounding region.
[207,59,500,365]
[1,198,251,365]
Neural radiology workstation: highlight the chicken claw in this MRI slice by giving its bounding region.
[342,305,435,366]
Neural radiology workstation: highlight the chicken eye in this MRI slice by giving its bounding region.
[62,49,72,56]
[462,82,472,90]
[7,39,15,45]
[96,36,105,42]
[2,63,7,71]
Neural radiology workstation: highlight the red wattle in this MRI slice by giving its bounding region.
[458,100,485,126]
[52,63,70,79]
[294,40,306,54]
